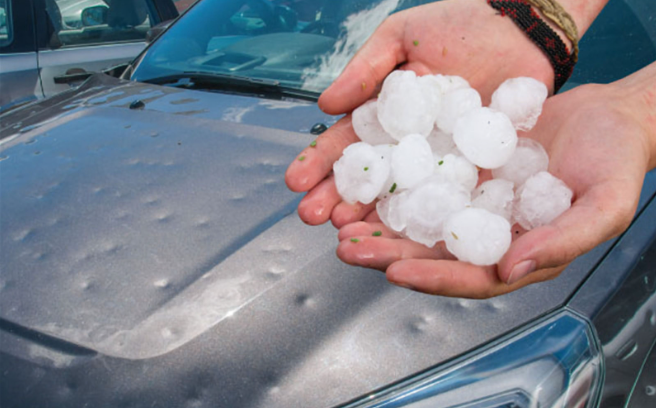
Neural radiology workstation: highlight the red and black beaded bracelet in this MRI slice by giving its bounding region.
[487,0,576,92]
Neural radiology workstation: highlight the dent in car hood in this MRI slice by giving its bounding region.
[0,74,608,407]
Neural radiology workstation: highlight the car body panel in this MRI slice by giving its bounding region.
[0,52,42,110]
[0,0,42,111]
[569,191,656,406]
[1,73,655,407]
[2,0,656,406]
[38,42,149,97]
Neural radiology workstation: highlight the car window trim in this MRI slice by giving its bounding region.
[0,0,36,54]
[0,0,14,47]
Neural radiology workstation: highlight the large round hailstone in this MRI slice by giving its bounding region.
[422,74,471,96]
[404,181,470,248]
[492,137,549,187]
[391,134,434,190]
[333,142,391,205]
[443,208,512,266]
[453,107,518,169]
[435,87,482,134]
[432,154,479,192]
[426,128,458,157]
[352,99,397,145]
[513,171,573,230]
[472,179,515,221]
[377,71,439,140]
[375,144,398,199]
[490,77,548,131]
[377,190,411,233]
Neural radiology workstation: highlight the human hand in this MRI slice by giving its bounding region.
[335,82,653,298]
[286,0,558,228]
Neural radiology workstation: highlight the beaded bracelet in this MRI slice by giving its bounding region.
[487,0,577,92]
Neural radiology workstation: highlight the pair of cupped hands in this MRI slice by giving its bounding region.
[285,0,652,298]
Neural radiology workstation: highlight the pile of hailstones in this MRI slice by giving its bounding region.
[333,71,573,266]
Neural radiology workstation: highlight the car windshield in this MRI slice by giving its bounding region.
[129,0,430,93]
[129,0,656,95]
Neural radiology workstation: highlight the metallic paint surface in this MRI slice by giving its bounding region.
[0,52,42,112]
[38,42,148,98]
[569,191,656,408]
[1,74,655,407]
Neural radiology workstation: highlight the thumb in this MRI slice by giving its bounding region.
[318,13,407,115]
[499,184,639,285]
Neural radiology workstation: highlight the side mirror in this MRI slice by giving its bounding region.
[81,5,108,27]
[274,5,298,31]
[146,20,172,43]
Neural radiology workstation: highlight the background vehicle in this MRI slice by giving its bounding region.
[1,1,655,407]
[0,0,183,112]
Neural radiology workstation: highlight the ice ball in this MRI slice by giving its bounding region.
[472,179,515,221]
[513,171,573,230]
[453,107,518,169]
[375,144,398,199]
[378,71,439,140]
[334,142,391,205]
[443,208,512,266]
[435,87,482,134]
[377,190,411,233]
[490,77,548,131]
[404,181,471,248]
[352,99,397,145]
[422,74,471,96]
[432,154,479,192]
[391,134,434,190]
[492,137,549,187]
[426,128,459,157]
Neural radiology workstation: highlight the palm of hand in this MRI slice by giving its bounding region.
[336,85,649,298]
[286,0,558,228]
[319,0,555,115]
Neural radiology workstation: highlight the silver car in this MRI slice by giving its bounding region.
[0,0,181,112]
[0,0,655,407]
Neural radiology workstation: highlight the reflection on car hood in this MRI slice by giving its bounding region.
[0,74,615,407]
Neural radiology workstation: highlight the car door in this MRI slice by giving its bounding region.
[34,0,178,98]
[0,0,42,112]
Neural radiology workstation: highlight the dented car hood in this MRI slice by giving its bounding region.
[0,74,629,407]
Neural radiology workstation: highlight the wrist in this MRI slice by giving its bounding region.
[487,0,575,91]
[608,62,656,171]
[556,0,609,36]
[485,0,609,92]
[526,1,574,53]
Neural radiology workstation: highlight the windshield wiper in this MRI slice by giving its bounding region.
[141,72,320,102]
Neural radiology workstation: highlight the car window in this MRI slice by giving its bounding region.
[45,0,155,48]
[131,0,656,94]
[0,0,12,47]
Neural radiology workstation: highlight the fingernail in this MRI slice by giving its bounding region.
[507,260,536,285]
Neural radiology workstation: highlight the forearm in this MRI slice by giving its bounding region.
[613,61,656,171]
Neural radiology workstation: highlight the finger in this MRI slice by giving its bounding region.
[386,259,563,299]
[337,236,450,271]
[297,175,342,225]
[337,221,398,240]
[285,116,359,193]
[319,13,407,115]
[499,181,639,285]
[364,210,382,223]
[331,200,377,229]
